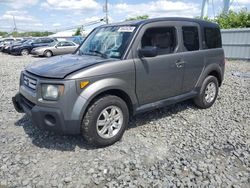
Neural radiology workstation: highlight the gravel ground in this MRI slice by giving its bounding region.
[0,52,249,188]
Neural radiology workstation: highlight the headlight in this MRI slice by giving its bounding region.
[41,84,64,101]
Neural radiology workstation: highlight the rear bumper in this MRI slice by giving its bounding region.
[12,93,81,135]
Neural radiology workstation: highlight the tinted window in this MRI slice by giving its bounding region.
[57,41,74,46]
[63,41,75,46]
[182,26,199,51]
[141,27,176,55]
[204,27,222,49]
[42,38,54,43]
[33,39,42,43]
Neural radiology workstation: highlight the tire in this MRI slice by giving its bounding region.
[194,75,219,109]
[44,50,53,57]
[82,95,129,147]
[21,49,29,56]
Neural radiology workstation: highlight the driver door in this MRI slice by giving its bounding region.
[132,22,184,105]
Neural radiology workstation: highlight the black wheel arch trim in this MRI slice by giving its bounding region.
[195,63,223,89]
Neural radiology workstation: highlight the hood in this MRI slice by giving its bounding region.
[25,54,115,79]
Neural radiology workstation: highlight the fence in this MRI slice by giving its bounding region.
[221,28,250,60]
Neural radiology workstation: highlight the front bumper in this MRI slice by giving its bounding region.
[12,93,81,135]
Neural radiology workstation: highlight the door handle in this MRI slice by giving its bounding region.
[175,60,185,68]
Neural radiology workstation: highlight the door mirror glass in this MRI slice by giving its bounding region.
[138,46,158,57]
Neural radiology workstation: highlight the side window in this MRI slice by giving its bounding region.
[204,27,222,49]
[33,39,41,44]
[141,27,176,55]
[57,42,63,46]
[64,42,75,46]
[182,26,199,51]
[41,38,52,43]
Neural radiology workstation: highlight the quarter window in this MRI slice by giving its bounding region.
[182,26,199,51]
[204,27,222,49]
[141,27,176,55]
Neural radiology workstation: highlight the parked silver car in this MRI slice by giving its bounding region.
[31,41,79,57]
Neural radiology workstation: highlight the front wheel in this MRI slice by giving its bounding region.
[194,75,219,109]
[44,50,53,57]
[82,95,129,147]
[21,49,29,56]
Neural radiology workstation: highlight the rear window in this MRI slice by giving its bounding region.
[204,27,222,49]
[182,26,199,51]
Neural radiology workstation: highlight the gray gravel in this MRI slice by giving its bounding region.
[0,53,249,188]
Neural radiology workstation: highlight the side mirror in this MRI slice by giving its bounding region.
[138,46,157,58]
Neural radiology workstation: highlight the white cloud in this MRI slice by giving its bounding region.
[0,10,44,31]
[0,0,38,9]
[34,23,43,26]
[112,0,200,19]
[53,23,61,27]
[237,0,250,4]
[83,16,102,22]
[41,0,101,10]
[0,10,37,22]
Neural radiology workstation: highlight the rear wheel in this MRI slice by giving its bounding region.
[44,50,53,57]
[82,95,129,147]
[21,49,29,56]
[194,75,219,109]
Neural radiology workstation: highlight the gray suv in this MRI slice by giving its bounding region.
[13,18,225,147]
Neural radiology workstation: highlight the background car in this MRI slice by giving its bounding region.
[0,38,19,52]
[10,37,57,56]
[31,41,79,57]
[2,39,28,53]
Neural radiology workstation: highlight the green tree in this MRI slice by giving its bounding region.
[200,9,250,29]
[0,31,8,37]
[73,27,82,36]
[126,15,149,21]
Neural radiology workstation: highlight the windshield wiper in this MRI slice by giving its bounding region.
[89,50,107,58]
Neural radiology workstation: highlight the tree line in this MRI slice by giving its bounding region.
[0,31,54,37]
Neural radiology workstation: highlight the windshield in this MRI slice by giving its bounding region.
[78,26,137,59]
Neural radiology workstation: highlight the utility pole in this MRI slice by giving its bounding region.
[13,15,17,32]
[222,0,230,14]
[201,0,230,18]
[104,0,108,24]
[201,0,209,18]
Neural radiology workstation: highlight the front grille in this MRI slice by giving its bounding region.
[20,95,35,110]
[23,74,37,90]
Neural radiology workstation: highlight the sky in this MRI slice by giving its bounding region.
[0,0,249,33]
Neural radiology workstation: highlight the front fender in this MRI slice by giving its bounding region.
[73,77,137,122]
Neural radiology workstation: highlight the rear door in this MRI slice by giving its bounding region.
[63,41,77,54]
[179,22,205,93]
[132,21,184,105]
[54,41,74,55]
